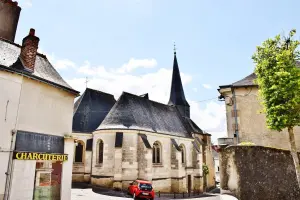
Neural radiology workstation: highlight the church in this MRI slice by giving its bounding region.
[71,51,216,193]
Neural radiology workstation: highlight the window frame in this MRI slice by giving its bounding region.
[152,141,162,165]
[180,144,186,165]
[97,139,104,165]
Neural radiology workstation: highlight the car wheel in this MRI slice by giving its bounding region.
[133,192,137,200]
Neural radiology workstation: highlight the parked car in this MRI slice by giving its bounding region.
[128,180,155,200]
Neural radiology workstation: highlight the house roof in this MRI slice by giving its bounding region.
[98,92,195,138]
[219,62,300,89]
[72,88,116,133]
[0,38,79,95]
[232,73,257,87]
[219,73,257,89]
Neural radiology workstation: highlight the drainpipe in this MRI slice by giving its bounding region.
[231,88,239,144]
[3,130,15,199]
[90,136,93,186]
[4,74,24,200]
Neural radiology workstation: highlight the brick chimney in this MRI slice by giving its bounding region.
[20,28,40,72]
[0,0,21,42]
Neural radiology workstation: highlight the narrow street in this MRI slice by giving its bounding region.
[71,189,237,200]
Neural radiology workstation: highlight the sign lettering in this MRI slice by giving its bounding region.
[13,152,68,161]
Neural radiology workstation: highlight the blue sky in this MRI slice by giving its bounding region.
[15,0,300,142]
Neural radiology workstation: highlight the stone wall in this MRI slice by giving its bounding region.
[92,131,115,188]
[220,145,300,200]
[91,130,207,193]
[72,133,93,183]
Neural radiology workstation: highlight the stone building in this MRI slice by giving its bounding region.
[72,51,216,193]
[0,1,79,199]
[218,72,300,150]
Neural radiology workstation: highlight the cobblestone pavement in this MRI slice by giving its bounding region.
[72,189,237,200]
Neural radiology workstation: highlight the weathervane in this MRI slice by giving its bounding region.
[85,77,89,88]
[173,42,177,55]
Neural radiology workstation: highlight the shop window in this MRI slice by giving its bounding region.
[74,141,84,163]
[152,141,162,164]
[34,161,62,200]
[98,140,104,164]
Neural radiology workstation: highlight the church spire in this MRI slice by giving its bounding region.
[168,45,190,118]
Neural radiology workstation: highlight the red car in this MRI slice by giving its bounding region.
[128,180,155,200]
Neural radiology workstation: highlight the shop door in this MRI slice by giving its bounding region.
[33,161,62,200]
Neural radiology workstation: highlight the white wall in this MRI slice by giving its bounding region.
[0,71,23,199]
[9,160,36,200]
[17,77,74,136]
[0,72,76,200]
[61,138,75,200]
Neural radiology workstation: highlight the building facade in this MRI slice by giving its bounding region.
[218,73,300,150]
[72,52,216,193]
[0,1,79,199]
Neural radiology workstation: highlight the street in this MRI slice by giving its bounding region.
[71,189,237,200]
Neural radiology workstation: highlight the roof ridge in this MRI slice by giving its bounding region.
[86,88,115,97]
[122,91,175,108]
[0,37,21,47]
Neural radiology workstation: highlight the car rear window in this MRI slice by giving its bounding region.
[139,183,152,190]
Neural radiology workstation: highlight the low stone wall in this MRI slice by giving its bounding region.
[220,145,300,200]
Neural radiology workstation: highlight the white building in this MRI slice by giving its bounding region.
[0,1,79,199]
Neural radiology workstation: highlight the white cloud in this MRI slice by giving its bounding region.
[116,58,157,73]
[202,84,212,89]
[19,0,32,7]
[189,100,227,143]
[54,59,76,70]
[38,49,75,70]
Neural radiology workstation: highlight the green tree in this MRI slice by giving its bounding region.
[252,29,300,187]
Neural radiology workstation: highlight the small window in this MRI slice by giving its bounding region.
[180,144,186,164]
[98,140,104,164]
[74,141,84,163]
[152,141,162,164]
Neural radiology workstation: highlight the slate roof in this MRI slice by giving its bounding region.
[182,117,204,134]
[73,88,116,133]
[168,53,189,107]
[0,38,79,94]
[98,92,195,138]
[220,62,300,89]
[232,73,257,87]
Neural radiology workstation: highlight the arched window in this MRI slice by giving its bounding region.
[98,140,104,164]
[180,144,186,164]
[74,141,84,163]
[152,141,162,164]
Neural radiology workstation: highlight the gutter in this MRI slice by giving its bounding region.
[0,65,80,96]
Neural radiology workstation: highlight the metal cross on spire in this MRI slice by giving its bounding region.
[85,77,89,88]
[173,42,177,55]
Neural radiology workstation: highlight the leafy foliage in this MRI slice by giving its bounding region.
[238,142,256,146]
[252,29,300,131]
[203,164,209,176]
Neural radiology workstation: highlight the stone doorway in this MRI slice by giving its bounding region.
[187,175,192,193]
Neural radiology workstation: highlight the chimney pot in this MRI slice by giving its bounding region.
[29,28,35,36]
